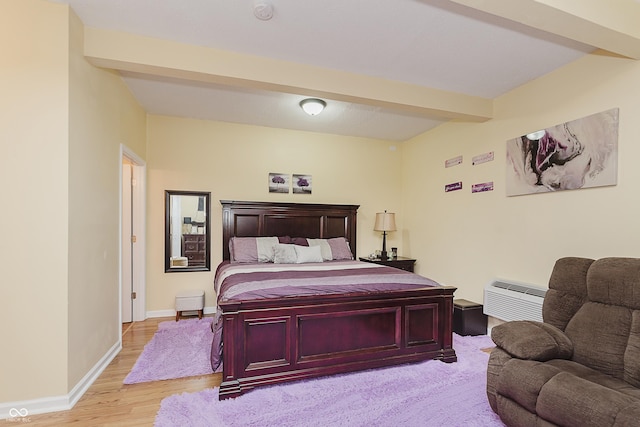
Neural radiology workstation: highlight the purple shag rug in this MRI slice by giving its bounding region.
[124,317,214,384]
[155,334,505,426]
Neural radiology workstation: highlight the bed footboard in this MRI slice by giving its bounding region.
[219,287,456,399]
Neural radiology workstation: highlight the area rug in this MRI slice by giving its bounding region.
[124,317,214,384]
[155,334,505,426]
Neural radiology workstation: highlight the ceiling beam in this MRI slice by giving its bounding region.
[449,0,640,59]
[83,27,492,123]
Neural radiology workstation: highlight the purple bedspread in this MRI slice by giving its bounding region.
[210,260,441,371]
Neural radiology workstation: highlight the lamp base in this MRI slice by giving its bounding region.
[380,231,388,260]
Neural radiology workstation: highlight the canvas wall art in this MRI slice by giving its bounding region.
[445,182,462,192]
[506,108,619,196]
[472,182,494,193]
[293,174,312,194]
[269,173,290,193]
[472,151,494,165]
[445,155,463,168]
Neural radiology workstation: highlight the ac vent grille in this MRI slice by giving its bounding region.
[484,279,547,322]
[492,281,547,298]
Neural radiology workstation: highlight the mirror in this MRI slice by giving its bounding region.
[165,190,211,272]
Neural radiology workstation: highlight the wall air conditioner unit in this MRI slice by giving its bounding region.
[484,279,547,322]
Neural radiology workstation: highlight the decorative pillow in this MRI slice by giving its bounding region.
[306,238,332,261]
[229,237,255,263]
[328,237,353,260]
[273,244,298,264]
[256,237,279,262]
[307,237,353,261]
[289,237,309,246]
[230,236,279,263]
[294,245,324,263]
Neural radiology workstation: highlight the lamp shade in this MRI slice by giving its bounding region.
[374,211,397,232]
[300,98,326,116]
[194,211,206,223]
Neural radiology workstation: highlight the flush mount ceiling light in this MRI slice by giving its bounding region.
[253,0,274,20]
[299,98,326,116]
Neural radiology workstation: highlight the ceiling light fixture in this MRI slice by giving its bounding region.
[253,1,274,20]
[299,98,326,116]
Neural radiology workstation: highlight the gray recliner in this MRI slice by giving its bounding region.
[487,257,640,426]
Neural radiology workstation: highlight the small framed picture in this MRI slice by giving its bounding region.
[268,173,290,193]
[293,174,312,194]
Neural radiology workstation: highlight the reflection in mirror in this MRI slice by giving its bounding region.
[165,190,211,272]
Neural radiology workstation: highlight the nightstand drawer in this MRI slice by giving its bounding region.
[185,252,205,265]
[182,234,206,266]
[184,234,205,242]
[184,242,199,251]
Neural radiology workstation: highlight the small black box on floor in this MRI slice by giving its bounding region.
[453,299,487,336]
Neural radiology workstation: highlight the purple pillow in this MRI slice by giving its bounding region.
[230,236,279,263]
[290,237,309,246]
[327,237,353,260]
[305,237,353,261]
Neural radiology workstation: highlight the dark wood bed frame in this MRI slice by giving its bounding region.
[217,200,457,400]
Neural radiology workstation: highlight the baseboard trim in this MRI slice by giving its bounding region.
[0,340,121,420]
[146,306,216,319]
[145,309,174,318]
[68,340,121,408]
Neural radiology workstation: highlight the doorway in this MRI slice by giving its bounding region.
[121,145,146,325]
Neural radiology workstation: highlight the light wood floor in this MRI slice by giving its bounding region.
[27,316,222,426]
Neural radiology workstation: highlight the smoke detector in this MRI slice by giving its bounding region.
[254,1,274,20]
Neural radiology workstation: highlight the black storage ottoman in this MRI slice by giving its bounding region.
[453,299,487,336]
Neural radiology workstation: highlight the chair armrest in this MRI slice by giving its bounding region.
[491,320,573,361]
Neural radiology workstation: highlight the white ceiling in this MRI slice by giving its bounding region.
[51,0,637,141]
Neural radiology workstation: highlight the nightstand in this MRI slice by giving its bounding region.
[359,256,416,272]
[182,234,206,267]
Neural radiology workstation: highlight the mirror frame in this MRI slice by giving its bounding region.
[164,190,211,272]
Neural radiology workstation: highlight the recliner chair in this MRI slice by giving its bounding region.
[487,257,640,426]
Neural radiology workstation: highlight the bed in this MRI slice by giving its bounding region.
[212,200,457,400]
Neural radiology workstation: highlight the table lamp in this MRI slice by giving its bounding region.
[374,210,396,260]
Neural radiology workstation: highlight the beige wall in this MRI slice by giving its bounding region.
[0,0,70,402]
[146,116,404,311]
[0,0,146,406]
[402,51,640,303]
[67,8,146,389]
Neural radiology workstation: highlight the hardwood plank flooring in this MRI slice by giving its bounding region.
[26,316,222,426]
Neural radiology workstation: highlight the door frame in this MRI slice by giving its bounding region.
[120,144,146,324]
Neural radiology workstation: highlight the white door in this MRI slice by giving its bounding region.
[121,159,133,323]
[121,145,146,323]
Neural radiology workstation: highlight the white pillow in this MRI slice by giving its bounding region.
[273,244,298,264]
[306,238,333,261]
[256,236,279,263]
[294,245,324,263]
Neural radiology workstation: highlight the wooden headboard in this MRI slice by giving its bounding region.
[220,200,359,260]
